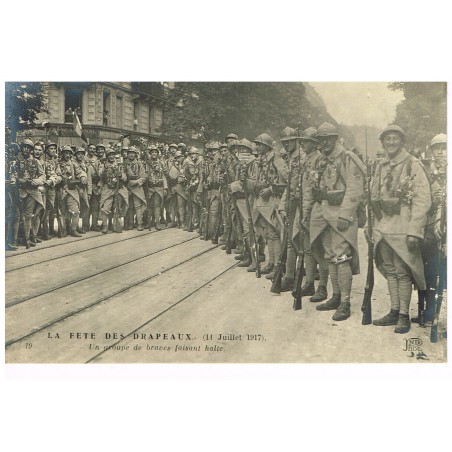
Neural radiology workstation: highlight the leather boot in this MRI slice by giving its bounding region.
[136,206,144,231]
[299,282,315,296]
[24,216,33,248]
[266,268,276,280]
[77,226,86,234]
[154,207,162,230]
[373,310,399,326]
[260,263,274,275]
[70,213,82,237]
[310,285,328,302]
[42,216,50,240]
[316,294,341,311]
[394,314,411,334]
[332,301,351,321]
[238,253,252,267]
[280,277,294,292]
[101,213,109,234]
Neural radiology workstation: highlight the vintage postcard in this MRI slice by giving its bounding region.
[4,81,447,364]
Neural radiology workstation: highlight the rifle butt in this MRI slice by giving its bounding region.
[293,294,302,311]
[430,325,438,343]
[270,265,283,294]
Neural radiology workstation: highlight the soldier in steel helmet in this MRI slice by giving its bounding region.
[371,125,432,333]
[11,139,46,248]
[225,133,239,145]
[279,127,329,299]
[412,133,447,325]
[58,145,88,238]
[185,146,202,230]
[167,150,188,228]
[73,147,91,234]
[124,146,147,231]
[40,141,62,240]
[98,148,128,233]
[249,132,289,279]
[145,146,168,230]
[5,143,20,250]
[310,122,365,321]
[164,143,179,227]
[85,143,102,231]
[206,142,224,241]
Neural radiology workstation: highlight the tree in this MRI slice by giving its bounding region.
[5,82,48,143]
[388,82,446,150]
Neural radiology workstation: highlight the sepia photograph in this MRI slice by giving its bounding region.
[4,81,447,364]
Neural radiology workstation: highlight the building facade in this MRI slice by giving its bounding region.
[20,82,165,147]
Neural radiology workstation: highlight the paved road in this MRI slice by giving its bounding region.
[5,227,447,363]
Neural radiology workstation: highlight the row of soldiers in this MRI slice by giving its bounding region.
[5,125,446,336]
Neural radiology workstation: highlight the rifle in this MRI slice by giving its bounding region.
[212,183,223,244]
[187,185,193,232]
[417,290,426,326]
[293,156,304,310]
[242,162,261,278]
[223,157,233,254]
[113,162,122,233]
[271,158,291,294]
[361,130,374,325]
[431,190,446,343]
[54,186,63,238]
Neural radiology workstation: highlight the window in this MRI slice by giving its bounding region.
[103,91,110,126]
[116,95,123,128]
[64,87,83,122]
[133,101,139,131]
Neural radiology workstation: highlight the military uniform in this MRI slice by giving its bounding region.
[167,151,188,228]
[58,146,88,237]
[85,149,102,231]
[184,148,202,231]
[124,147,147,231]
[145,146,168,231]
[310,123,365,320]
[73,148,91,234]
[251,133,288,277]
[371,125,432,333]
[206,144,224,241]
[40,145,62,239]
[98,150,129,233]
[13,140,46,247]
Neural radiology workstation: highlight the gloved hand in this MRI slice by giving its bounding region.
[407,235,420,252]
[337,217,350,231]
[259,187,272,201]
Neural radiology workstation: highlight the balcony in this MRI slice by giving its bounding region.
[131,82,165,99]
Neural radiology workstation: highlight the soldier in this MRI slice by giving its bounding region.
[73,147,91,233]
[40,142,62,240]
[5,143,20,250]
[371,125,432,333]
[310,122,365,321]
[164,143,179,227]
[85,143,102,231]
[167,150,188,228]
[178,142,187,157]
[95,143,106,164]
[225,133,239,144]
[197,144,213,238]
[98,148,128,234]
[206,142,224,241]
[185,147,202,230]
[146,145,168,231]
[413,133,447,324]
[124,146,147,231]
[12,139,46,248]
[249,133,288,279]
[58,145,87,238]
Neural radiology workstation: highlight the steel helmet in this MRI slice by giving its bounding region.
[105,148,116,156]
[220,142,229,150]
[253,133,273,148]
[210,141,220,150]
[316,122,338,137]
[127,146,140,154]
[227,140,239,150]
[379,124,405,142]
[21,138,34,148]
[299,127,319,143]
[226,133,239,141]
[148,145,159,152]
[45,141,57,149]
[239,138,253,151]
[74,147,86,154]
[8,142,20,154]
[169,143,178,150]
[174,150,184,158]
[188,146,200,154]
[280,127,298,142]
[96,143,106,150]
[177,142,187,148]
[61,145,73,153]
[430,133,447,147]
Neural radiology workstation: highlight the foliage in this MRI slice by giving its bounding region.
[388,82,446,150]
[5,82,48,142]
[162,82,350,144]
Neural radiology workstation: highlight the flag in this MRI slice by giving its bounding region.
[73,111,88,144]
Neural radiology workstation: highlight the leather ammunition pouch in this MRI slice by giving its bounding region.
[253,183,268,197]
[357,202,367,228]
[379,197,401,216]
[272,184,286,198]
[67,181,77,190]
[129,175,139,181]
[168,178,177,188]
[312,187,345,206]
[148,180,163,188]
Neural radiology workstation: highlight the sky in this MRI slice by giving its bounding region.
[309,82,405,129]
